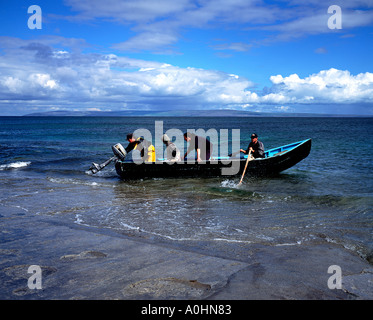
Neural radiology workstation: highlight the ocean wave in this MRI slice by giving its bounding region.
[46,177,112,187]
[220,179,240,189]
[0,161,31,170]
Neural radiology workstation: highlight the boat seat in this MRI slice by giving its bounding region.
[273,150,288,156]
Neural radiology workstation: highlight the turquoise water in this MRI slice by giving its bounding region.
[0,116,372,262]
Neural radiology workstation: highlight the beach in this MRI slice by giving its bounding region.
[1,206,372,300]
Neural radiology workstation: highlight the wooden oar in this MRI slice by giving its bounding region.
[237,150,252,186]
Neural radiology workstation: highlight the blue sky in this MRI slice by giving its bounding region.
[0,0,373,115]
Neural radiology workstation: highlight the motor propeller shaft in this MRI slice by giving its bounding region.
[89,143,127,174]
[89,156,117,174]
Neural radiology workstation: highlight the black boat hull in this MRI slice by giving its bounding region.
[115,139,311,180]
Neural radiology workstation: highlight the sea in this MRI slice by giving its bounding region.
[0,116,372,263]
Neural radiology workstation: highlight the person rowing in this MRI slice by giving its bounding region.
[240,133,265,159]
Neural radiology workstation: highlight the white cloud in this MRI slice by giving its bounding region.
[213,42,253,52]
[314,47,328,54]
[112,32,179,53]
[275,105,293,112]
[64,0,192,23]
[269,68,373,103]
[0,38,258,110]
[2,77,23,93]
[29,73,58,89]
[0,38,372,114]
[56,0,373,53]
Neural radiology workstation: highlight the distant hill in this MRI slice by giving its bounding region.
[23,109,270,117]
[22,109,368,117]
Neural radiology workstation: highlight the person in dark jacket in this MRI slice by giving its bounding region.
[126,133,156,162]
[240,133,265,159]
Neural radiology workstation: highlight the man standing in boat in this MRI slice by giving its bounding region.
[240,133,265,159]
[125,133,156,162]
[183,132,213,162]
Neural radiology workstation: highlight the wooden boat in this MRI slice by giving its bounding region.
[114,139,311,180]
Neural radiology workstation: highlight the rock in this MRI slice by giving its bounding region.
[60,251,107,261]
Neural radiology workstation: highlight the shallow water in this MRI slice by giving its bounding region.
[0,116,372,262]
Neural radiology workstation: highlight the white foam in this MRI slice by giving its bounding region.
[220,179,239,189]
[75,214,84,224]
[47,177,107,187]
[275,239,304,246]
[213,238,252,244]
[0,161,31,170]
[14,205,29,212]
[120,222,140,231]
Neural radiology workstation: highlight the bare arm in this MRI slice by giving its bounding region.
[196,148,201,162]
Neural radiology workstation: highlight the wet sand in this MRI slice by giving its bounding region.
[0,208,372,300]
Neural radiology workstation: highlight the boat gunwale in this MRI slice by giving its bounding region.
[117,138,312,165]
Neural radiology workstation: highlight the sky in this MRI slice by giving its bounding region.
[0,0,373,116]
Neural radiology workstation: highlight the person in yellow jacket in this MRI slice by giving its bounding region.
[125,133,156,162]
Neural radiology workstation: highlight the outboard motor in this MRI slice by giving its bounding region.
[112,143,127,161]
[89,143,127,174]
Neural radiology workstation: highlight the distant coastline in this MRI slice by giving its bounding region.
[21,109,371,117]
